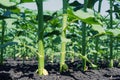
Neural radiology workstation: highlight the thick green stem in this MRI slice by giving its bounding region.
[60,32,66,72]
[0,20,5,64]
[60,0,68,72]
[38,40,44,75]
[109,0,113,68]
[82,0,87,71]
[36,0,45,75]
[82,22,87,71]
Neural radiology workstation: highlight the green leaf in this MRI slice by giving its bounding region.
[61,64,68,72]
[13,38,21,44]
[0,0,16,7]
[53,37,61,44]
[10,0,21,3]
[10,8,20,13]
[61,37,71,43]
[106,29,120,37]
[20,36,33,43]
[92,24,105,34]
[0,41,18,48]
[74,9,94,20]
[73,9,101,25]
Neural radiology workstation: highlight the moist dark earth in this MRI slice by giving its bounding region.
[0,59,120,80]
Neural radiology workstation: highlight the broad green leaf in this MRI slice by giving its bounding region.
[0,0,16,7]
[68,8,78,22]
[10,8,20,13]
[92,24,105,34]
[74,9,94,19]
[106,29,120,37]
[10,0,21,3]
[73,9,101,25]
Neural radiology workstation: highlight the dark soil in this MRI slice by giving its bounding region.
[0,59,120,80]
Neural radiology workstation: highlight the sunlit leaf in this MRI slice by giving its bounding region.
[13,38,21,44]
[74,9,94,19]
[92,24,105,34]
[0,0,16,7]
[73,9,101,25]
[106,29,120,37]
[61,37,71,43]
[20,36,33,43]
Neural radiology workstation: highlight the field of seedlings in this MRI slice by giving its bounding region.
[0,0,120,80]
